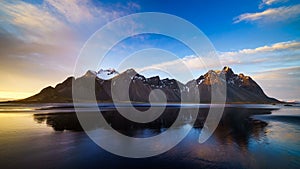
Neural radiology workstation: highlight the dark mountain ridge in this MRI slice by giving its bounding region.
[16,66,279,104]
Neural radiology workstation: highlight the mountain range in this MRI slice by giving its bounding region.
[16,66,279,104]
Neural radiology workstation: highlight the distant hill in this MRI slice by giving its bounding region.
[15,66,280,104]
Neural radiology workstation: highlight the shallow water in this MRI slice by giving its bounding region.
[0,103,299,169]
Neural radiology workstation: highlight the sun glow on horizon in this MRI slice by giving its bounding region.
[0,91,34,101]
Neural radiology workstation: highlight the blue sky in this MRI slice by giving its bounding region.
[0,0,299,101]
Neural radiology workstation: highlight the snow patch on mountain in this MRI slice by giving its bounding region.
[97,69,119,80]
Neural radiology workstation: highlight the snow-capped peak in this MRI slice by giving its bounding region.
[97,68,119,80]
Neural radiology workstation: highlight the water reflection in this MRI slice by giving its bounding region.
[33,108,272,145]
[214,109,269,149]
[34,113,83,131]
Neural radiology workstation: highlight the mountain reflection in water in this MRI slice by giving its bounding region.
[33,108,270,145]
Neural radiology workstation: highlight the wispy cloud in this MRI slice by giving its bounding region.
[0,0,139,43]
[0,1,77,75]
[0,0,139,97]
[253,66,300,79]
[259,0,288,8]
[215,41,300,67]
[220,41,300,56]
[139,41,300,73]
[234,4,300,23]
[45,0,96,23]
[44,0,139,24]
[0,1,72,44]
[252,66,300,101]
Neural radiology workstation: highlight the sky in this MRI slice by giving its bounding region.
[0,0,299,101]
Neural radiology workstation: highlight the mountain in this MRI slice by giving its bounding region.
[188,66,279,103]
[17,66,279,104]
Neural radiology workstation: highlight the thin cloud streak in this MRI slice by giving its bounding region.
[259,0,289,8]
[44,0,140,24]
[234,4,300,23]
[252,66,300,101]
[253,66,300,79]
[45,0,96,23]
[219,41,300,56]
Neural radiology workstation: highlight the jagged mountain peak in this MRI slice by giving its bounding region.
[220,66,234,80]
[84,70,97,78]
[222,66,233,73]
[201,70,224,85]
[124,68,138,76]
[197,67,253,86]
